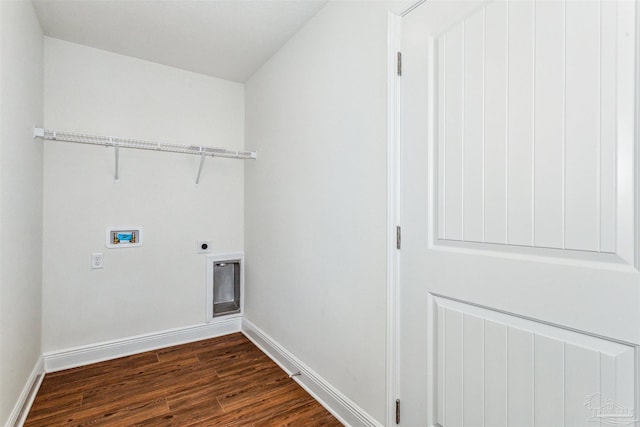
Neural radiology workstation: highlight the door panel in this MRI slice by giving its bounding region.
[398,0,640,425]
[433,0,634,255]
[434,296,636,426]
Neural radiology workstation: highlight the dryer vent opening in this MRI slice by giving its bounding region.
[213,261,241,317]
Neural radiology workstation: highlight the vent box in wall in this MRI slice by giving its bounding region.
[206,253,244,321]
[106,227,143,248]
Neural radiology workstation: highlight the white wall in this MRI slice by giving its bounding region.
[244,2,400,423]
[0,0,44,425]
[42,38,244,353]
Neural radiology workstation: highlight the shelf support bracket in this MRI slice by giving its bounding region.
[113,138,120,183]
[33,127,45,139]
[195,151,206,184]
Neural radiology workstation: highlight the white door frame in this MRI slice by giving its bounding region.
[386,3,432,424]
[386,3,434,424]
[385,8,402,427]
[386,0,640,425]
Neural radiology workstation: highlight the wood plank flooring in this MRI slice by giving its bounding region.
[24,333,343,426]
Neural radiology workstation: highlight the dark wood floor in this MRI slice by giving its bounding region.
[25,333,343,426]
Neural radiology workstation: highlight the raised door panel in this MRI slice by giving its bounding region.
[434,296,637,427]
[435,0,636,264]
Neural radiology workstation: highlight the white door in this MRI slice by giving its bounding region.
[396,0,639,426]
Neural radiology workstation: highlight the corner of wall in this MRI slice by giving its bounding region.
[0,0,44,425]
[243,1,392,424]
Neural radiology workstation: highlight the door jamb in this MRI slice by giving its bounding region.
[386,9,402,427]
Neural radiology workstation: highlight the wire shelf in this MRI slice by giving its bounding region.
[35,128,256,160]
[33,127,256,184]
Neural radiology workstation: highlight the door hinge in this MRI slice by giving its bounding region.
[396,226,401,250]
[395,399,401,424]
[397,52,402,76]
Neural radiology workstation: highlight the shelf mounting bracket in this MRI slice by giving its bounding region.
[113,138,120,183]
[195,151,206,184]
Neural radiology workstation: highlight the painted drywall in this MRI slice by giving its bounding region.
[42,38,244,353]
[0,0,44,424]
[244,2,401,423]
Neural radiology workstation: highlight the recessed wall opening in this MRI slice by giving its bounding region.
[213,261,241,317]
[206,253,244,322]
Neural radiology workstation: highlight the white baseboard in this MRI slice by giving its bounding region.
[44,316,242,372]
[241,319,383,427]
[6,355,44,427]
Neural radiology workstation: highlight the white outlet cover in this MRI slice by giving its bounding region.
[91,252,104,269]
[197,240,212,253]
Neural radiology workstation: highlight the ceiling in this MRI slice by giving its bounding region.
[32,0,328,83]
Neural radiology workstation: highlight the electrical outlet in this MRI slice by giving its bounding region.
[91,252,104,269]
[197,240,211,254]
